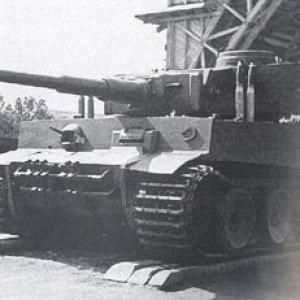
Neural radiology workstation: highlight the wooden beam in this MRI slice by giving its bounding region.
[241,0,286,49]
[200,17,206,68]
[181,26,201,43]
[189,1,231,68]
[247,0,252,13]
[203,43,219,55]
[226,0,270,50]
[222,3,246,22]
[142,13,221,24]
[156,24,167,33]
[208,25,240,41]
[262,36,291,49]
[136,2,206,24]
[272,32,294,43]
[166,21,175,69]
[180,25,219,56]
[183,20,188,69]
[200,50,206,68]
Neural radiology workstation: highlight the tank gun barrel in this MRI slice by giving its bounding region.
[0,70,151,103]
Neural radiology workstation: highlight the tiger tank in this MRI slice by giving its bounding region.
[0,50,299,259]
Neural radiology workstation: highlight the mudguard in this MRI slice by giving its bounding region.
[125,150,208,174]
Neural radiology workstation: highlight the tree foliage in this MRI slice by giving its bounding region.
[0,96,53,138]
[14,96,53,121]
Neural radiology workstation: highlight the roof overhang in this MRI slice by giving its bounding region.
[135,3,216,26]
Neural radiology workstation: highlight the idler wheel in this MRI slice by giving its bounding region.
[265,188,293,245]
[218,188,256,251]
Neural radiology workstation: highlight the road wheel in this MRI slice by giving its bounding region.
[265,187,293,245]
[217,188,256,251]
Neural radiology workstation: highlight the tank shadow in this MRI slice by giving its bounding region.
[0,225,147,274]
[166,258,300,300]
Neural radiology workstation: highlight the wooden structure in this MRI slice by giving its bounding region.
[136,0,300,69]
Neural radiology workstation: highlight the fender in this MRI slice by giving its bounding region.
[124,150,208,174]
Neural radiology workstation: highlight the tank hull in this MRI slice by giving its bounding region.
[0,116,299,258]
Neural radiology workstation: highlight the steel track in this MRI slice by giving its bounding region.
[132,164,299,262]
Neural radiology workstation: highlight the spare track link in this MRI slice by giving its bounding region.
[132,165,220,257]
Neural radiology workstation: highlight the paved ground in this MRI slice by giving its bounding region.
[1,235,300,300]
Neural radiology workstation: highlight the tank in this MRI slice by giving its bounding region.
[0,49,299,259]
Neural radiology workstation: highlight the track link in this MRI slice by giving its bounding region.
[132,165,221,257]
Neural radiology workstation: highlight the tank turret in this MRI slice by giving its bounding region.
[0,51,300,121]
[0,68,202,117]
